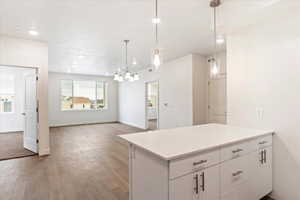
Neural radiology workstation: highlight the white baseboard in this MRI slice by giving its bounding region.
[49,121,118,128]
[118,121,146,130]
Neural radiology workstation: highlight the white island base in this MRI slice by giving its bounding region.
[120,124,273,200]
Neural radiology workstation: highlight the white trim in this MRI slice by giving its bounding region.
[145,80,160,129]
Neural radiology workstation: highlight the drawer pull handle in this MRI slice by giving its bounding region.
[232,149,243,154]
[193,160,207,166]
[232,170,243,177]
[259,141,268,145]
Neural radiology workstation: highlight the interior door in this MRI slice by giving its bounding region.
[24,74,38,153]
[208,78,227,124]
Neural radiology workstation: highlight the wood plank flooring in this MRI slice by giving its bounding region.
[0,131,36,161]
[0,123,143,200]
[0,123,274,200]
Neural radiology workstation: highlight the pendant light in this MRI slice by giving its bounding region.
[113,40,140,82]
[152,0,162,70]
[210,0,221,77]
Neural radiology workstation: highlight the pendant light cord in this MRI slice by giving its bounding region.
[155,0,158,44]
[213,7,217,55]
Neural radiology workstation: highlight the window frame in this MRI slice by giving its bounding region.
[60,79,108,112]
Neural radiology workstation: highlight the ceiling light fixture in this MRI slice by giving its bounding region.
[210,0,221,77]
[28,29,39,36]
[113,40,139,82]
[152,0,163,70]
[216,35,225,44]
[152,17,161,24]
[132,57,137,65]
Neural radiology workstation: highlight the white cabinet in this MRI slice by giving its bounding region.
[250,146,273,199]
[170,165,219,200]
[221,154,256,200]
[127,133,273,200]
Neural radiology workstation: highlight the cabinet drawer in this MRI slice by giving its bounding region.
[221,140,255,162]
[169,150,220,179]
[255,135,272,150]
[220,154,251,196]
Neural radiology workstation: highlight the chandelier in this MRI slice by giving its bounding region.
[114,40,140,82]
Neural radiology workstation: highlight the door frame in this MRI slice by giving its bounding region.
[1,64,39,153]
[145,80,160,130]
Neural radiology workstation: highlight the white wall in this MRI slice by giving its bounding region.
[0,35,49,155]
[119,54,207,129]
[48,72,118,126]
[0,66,35,133]
[226,3,300,199]
[119,68,159,129]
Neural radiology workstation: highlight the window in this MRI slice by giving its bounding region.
[0,74,15,113]
[61,80,107,111]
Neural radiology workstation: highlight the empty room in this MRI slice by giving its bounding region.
[0,0,299,200]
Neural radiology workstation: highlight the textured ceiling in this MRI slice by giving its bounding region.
[0,0,288,75]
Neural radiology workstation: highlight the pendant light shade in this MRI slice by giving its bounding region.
[152,48,162,70]
[210,0,221,77]
[125,71,131,80]
[209,58,219,77]
[133,73,140,81]
[151,0,163,70]
[113,73,119,81]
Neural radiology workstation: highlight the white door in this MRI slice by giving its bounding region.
[24,74,38,153]
[208,78,227,124]
[208,51,227,124]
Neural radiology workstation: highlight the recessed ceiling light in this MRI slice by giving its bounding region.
[28,30,39,36]
[152,17,161,24]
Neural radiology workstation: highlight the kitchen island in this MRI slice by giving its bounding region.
[119,124,274,200]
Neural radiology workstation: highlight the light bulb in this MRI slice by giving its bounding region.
[118,76,124,82]
[125,71,131,80]
[153,49,161,69]
[114,73,119,81]
[129,76,134,82]
[133,73,140,81]
[212,62,218,75]
[132,58,137,65]
[28,29,39,36]
[152,17,161,24]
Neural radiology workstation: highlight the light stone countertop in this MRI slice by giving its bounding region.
[119,123,274,160]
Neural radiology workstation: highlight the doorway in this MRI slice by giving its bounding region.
[208,51,227,124]
[145,81,159,130]
[0,65,38,160]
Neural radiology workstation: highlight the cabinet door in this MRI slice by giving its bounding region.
[251,146,273,199]
[169,172,199,200]
[170,165,220,200]
[221,154,256,200]
[200,165,220,200]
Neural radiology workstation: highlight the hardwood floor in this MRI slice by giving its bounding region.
[0,123,143,200]
[0,131,36,161]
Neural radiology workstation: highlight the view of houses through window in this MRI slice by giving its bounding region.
[61,80,107,111]
[0,73,15,113]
